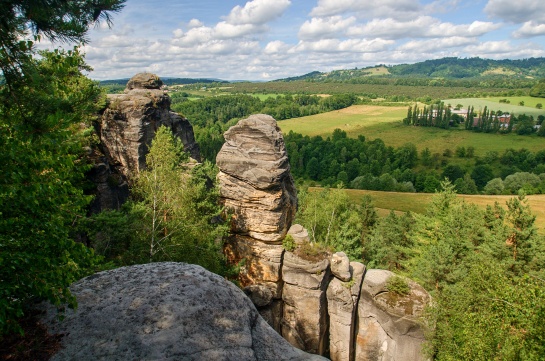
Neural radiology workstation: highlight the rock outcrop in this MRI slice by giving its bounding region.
[87,73,200,213]
[282,252,330,355]
[327,261,365,361]
[356,270,430,361]
[217,114,297,242]
[40,263,327,361]
[97,73,200,181]
[218,114,298,333]
[217,116,431,361]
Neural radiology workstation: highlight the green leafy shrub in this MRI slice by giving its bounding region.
[386,275,411,296]
[282,234,296,252]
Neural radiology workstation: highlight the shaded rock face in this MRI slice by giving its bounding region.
[98,73,200,182]
[282,252,330,355]
[86,160,129,214]
[217,114,297,242]
[356,269,431,361]
[40,263,326,361]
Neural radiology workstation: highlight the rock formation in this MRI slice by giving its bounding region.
[88,73,200,213]
[327,260,365,361]
[217,114,297,242]
[98,73,200,180]
[356,270,430,361]
[217,115,431,361]
[217,114,298,332]
[40,263,326,361]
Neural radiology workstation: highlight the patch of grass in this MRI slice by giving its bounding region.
[279,105,407,138]
[252,93,279,101]
[278,105,545,158]
[295,241,332,262]
[443,97,545,117]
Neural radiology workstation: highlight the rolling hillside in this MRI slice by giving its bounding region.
[278,57,545,82]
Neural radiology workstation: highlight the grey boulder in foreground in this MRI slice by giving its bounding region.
[41,262,326,361]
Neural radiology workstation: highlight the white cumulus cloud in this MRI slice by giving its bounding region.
[398,37,478,53]
[347,17,500,40]
[513,21,545,38]
[298,16,356,40]
[224,0,291,25]
[484,0,544,23]
[310,0,421,20]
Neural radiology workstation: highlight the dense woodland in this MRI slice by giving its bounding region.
[2,2,545,360]
[296,184,545,359]
[172,93,545,195]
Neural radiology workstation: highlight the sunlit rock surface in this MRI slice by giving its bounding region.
[41,263,326,361]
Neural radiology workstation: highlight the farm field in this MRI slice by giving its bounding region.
[338,188,545,233]
[443,96,545,118]
[278,104,545,156]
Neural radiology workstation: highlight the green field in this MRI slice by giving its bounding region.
[278,104,545,157]
[336,188,545,233]
[443,96,545,118]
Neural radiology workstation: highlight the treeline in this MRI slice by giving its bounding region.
[404,103,545,136]
[172,93,359,126]
[220,80,521,101]
[284,129,545,194]
[389,56,545,78]
[285,129,419,191]
[172,93,359,161]
[295,184,545,360]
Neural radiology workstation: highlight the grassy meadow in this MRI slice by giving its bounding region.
[443,96,545,118]
[336,188,545,232]
[278,104,545,157]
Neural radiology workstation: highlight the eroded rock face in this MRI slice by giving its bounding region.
[288,224,310,244]
[40,263,327,361]
[282,252,330,355]
[97,73,200,181]
[356,269,431,361]
[217,114,297,242]
[327,262,365,361]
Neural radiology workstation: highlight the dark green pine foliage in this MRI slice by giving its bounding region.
[0,0,125,335]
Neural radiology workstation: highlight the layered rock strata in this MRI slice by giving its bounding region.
[88,73,200,213]
[217,114,297,243]
[217,114,298,332]
[217,115,431,360]
[97,73,200,181]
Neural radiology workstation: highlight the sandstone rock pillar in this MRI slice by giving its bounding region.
[217,114,297,332]
[98,73,200,181]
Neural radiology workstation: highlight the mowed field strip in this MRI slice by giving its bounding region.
[278,104,545,156]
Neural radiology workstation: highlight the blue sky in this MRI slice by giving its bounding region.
[44,0,545,80]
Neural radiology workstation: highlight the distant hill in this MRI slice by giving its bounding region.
[99,77,228,86]
[276,57,545,82]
